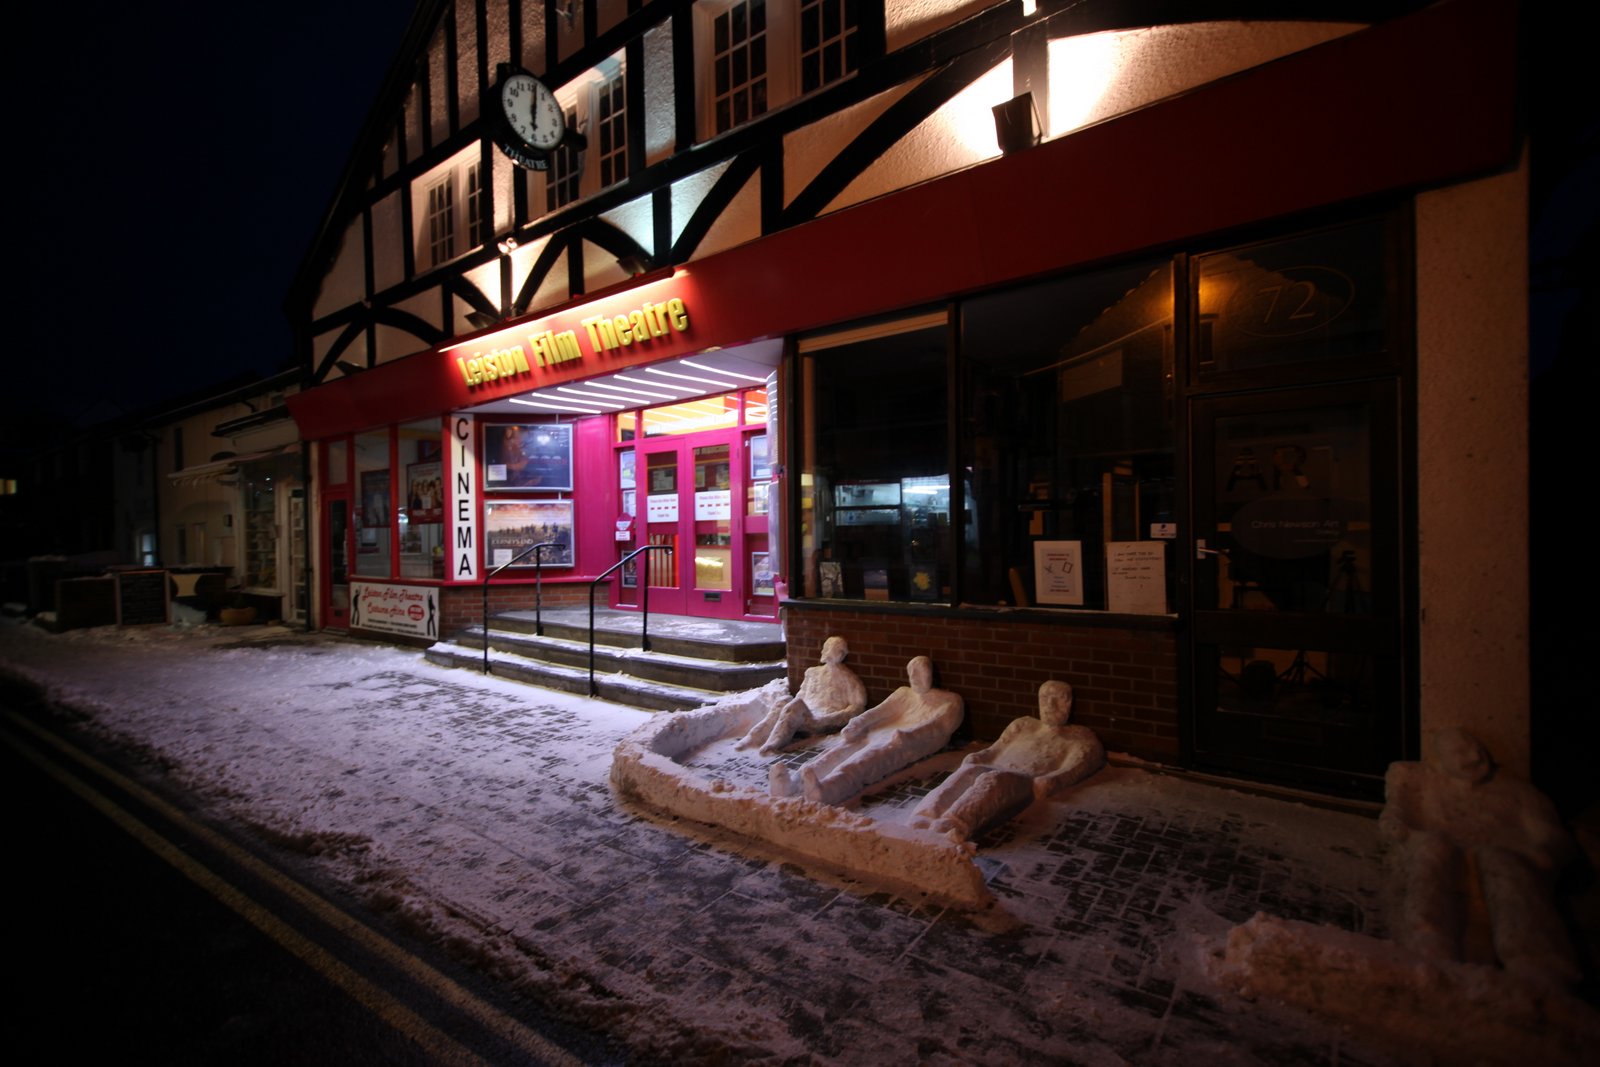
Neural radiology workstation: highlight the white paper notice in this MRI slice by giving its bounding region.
[694,490,732,520]
[647,494,679,523]
[1106,541,1168,614]
[1033,541,1083,606]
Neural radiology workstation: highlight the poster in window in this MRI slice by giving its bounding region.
[618,449,636,489]
[1033,541,1084,606]
[484,500,575,568]
[818,561,842,598]
[484,423,573,490]
[360,469,391,527]
[1106,541,1168,615]
[752,552,775,596]
[749,434,772,480]
[406,462,443,524]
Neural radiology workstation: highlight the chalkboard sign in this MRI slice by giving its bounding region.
[117,569,169,626]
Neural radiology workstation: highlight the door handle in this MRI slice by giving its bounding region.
[1195,539,1228,560]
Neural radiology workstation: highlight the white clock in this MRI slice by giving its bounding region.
[500,71,565,153]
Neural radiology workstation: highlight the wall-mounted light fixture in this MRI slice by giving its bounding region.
[496,236,519,255]
[992,92,1041,155]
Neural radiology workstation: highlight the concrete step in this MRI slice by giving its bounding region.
[451,627,785,693]
[423,640,740,712]
[488,608,785,663]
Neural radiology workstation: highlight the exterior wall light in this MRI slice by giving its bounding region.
[993,92,1041,154]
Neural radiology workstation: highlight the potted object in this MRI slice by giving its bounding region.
[220,591,257,626]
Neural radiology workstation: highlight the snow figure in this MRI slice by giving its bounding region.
[909,680,1104,842]
[735,635,867,756]
[771,655,963,806]
[1380,727,1580,989]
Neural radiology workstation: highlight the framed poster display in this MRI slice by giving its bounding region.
[618,449,636,489]
[752,553,775,596]
[484,500,575,568]
[1034,540,1084,606]
[360,469,391,526]
[818,561,842,598]
[749,434,772,479]
[406,462,443,523]
[484,423,573,490]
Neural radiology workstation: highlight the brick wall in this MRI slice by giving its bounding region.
[784,604,1180,763]
[438,581,593,635]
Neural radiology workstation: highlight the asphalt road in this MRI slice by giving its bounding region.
[0,679,617,1066]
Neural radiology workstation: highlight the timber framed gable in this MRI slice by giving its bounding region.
[290,1,1414,386]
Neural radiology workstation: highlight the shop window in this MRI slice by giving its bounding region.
[242,474,277,589]
[413,147,484,272]
[800,315,950,602]
[398,420,445,579]
[695,0,867,138]
[354,430,392,578]
[961,258,1176,612]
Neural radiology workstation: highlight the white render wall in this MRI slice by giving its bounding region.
[1414,153,1530,776]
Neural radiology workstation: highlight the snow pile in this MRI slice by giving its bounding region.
[1213,912,1600,1066]
[609,686,994,908]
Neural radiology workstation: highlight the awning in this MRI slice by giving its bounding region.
[166,444,298,487]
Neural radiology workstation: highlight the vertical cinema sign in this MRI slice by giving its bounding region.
[450,415,479,581]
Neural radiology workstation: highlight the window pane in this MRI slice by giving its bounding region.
[802,323,950,602]
[1196,218,1389,376]
[961,259,1175,610]
[354,430,391,578]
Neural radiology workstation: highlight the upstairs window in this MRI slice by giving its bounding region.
[547,105,583,212]
[696,0,867,139]
[536,55,630,216]
[800,0,860,94]
[711,0,770,134]
[413,148,484,272]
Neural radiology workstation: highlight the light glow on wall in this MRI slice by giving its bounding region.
[943,58,1013,160]
[1046,31,1123,137]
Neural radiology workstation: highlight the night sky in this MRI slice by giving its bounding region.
[12,1,418,428]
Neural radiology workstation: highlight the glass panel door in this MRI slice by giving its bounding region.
[640,444,688,616]
[1188,382,1405,795]
[322,494,350,629]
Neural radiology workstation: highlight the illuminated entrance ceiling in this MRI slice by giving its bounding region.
[460,338,780,417]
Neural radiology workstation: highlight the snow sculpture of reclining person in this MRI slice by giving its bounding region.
[1381,727,1579,989]
[770,655,963,806]
[909,680,1104,842]
[736,635,866,756]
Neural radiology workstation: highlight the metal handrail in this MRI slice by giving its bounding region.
[587,544,673,697]
[481,542,560,674]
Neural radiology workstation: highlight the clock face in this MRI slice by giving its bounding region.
[500,72,565,153]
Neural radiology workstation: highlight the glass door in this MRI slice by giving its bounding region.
[321,492,351,629]
[634,428,749,620]
[639,441,689,616]
[1188,382,1406,795]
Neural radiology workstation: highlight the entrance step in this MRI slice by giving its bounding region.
[424,606,786,712]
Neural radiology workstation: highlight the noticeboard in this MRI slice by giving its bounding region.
[116,569,169,626]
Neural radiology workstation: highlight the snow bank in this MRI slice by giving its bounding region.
[610,690,994,909]
[1213,912,1600,1066]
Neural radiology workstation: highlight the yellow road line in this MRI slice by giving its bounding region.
[3,710,585,1067]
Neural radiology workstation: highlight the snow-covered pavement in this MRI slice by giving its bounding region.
[0,618,1577,1064]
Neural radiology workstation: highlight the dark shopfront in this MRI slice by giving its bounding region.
[287,0,1521,798]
